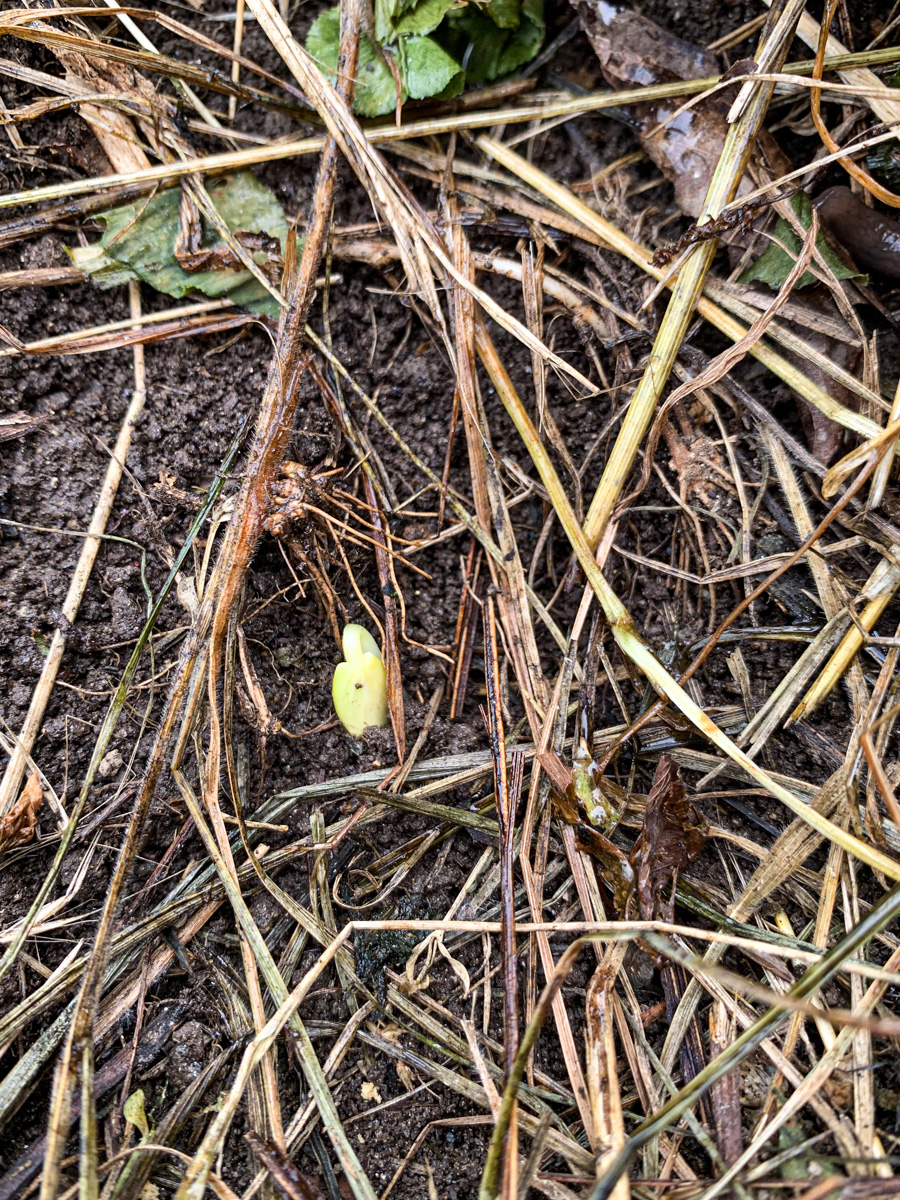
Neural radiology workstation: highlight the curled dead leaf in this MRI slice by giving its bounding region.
[396,1060,415,1090]
[0,772,42,855]
[631,755,707,925]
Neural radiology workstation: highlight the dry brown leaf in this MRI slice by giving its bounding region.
[574,1,753,218]
[0,772,42,854]
[244,1130,325,1199]
[630,755,707,924]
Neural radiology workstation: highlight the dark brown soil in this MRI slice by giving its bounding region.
[2,1,899,1197]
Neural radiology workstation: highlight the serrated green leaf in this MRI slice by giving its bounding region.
[392,0,457,38]
[740,191,866,290]
[399,35,465,100]
[308,6,403,116]
[69,171,289,317]
[309,0,542,109]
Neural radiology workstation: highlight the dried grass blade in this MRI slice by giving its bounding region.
[777,0,900,127]
[708,1001,742,1167]
[869,375,900,510]
[473,321,900,880]
[0,12,299,117]
[666,209,819,408]
[305,327,575,667]
[658,765,849,1138]
[238,0,597,392]
[823,412,900,498]
[449,200,548,735]
[363,472,406,760]
[170,768,378,1200]
[586,957,630,1200]
[707,278,888,417]
[480,938,585,1200]
[791,549,900,721]
[0,309,254,358]
[477,137,882,454]
[587,881,900,1200]
[577,1,806,549]
[0,423,243,998]
[170,8,378,1197]
[758,427,841,624]
[484,598,519,1081]
[686,934,900,1200]
[517,674,595,1139]
[174,927,353,1199]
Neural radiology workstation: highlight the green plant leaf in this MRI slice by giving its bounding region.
[374,0,414,42]
[309,0,543,108]
[123,1089,150,1139]
[377,0,456,40]
[399,34,465,100]
[69,171,289,317]
[394,0,457,37]
[308,6,403,116]
[438,0,543,84]
[486,0,520,31]
[740,191,866,290]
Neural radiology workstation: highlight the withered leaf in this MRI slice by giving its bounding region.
[630,755,706,924]
[573,1,753,218]
[576,820,635,918]
[555,790,635,917]
[0,772,42,855]
[574,2,718,87]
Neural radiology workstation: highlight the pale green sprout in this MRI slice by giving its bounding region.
[332,624,389,737]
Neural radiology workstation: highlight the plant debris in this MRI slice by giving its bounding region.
[0,773,41,855]
[69,172,290,317]
[0,411,47,441]
[630,754,707,925]
[5,1,900,1198]
[355,923,421,1007]
[741,191,866,290]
